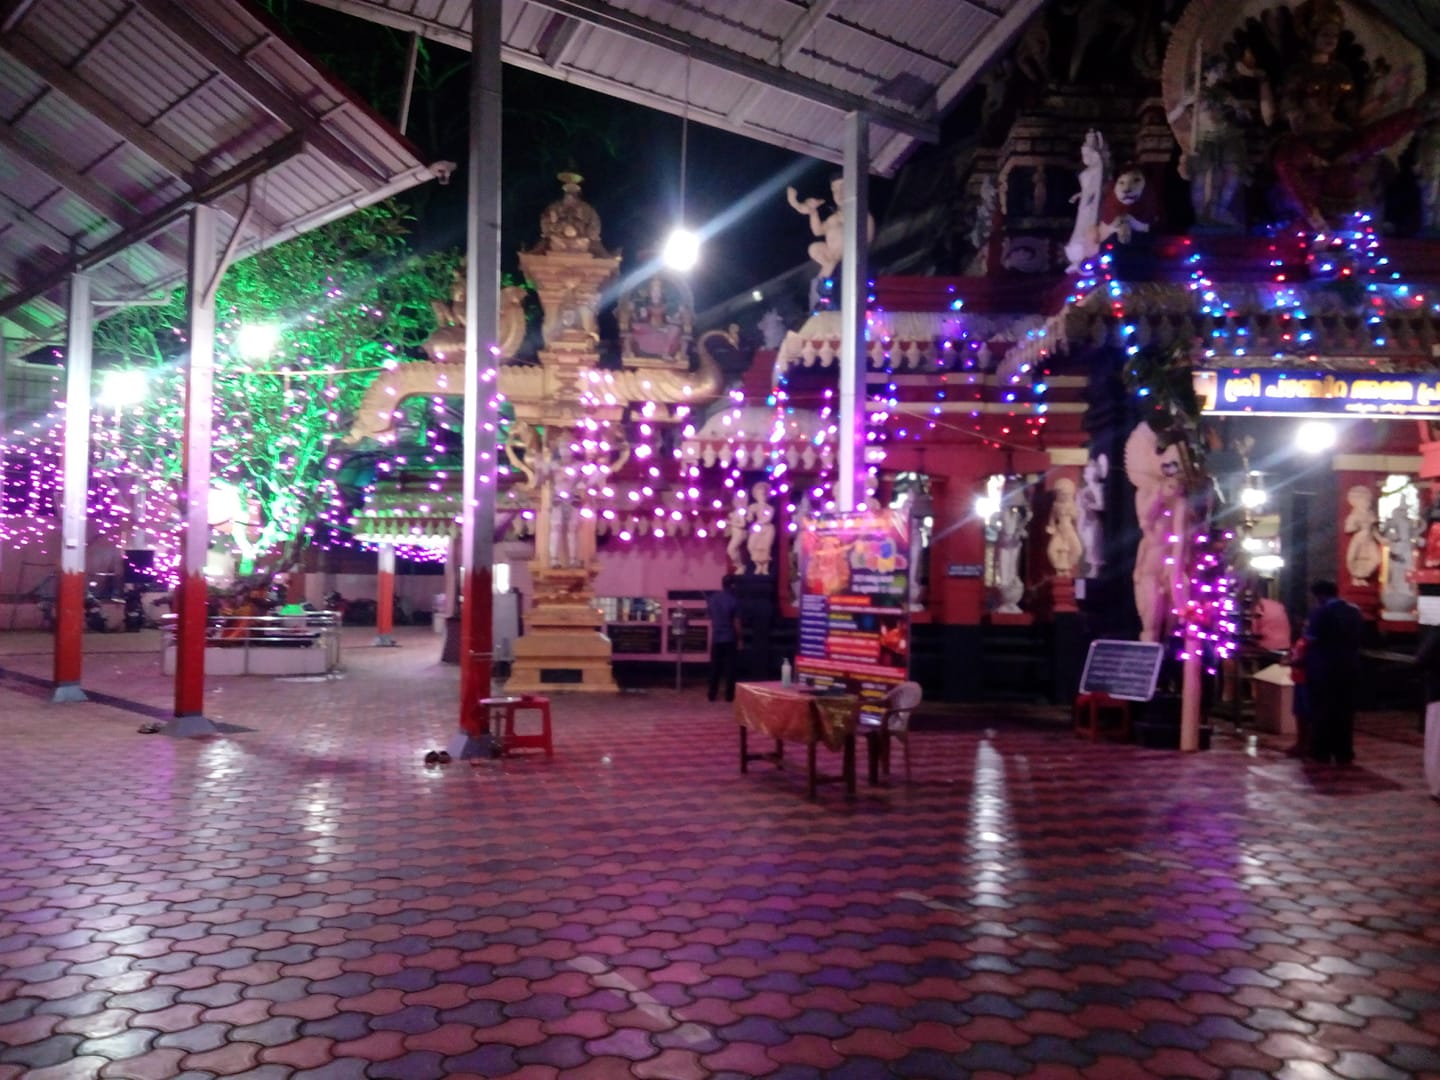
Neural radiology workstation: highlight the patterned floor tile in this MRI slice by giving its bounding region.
[2,629,1439,1078]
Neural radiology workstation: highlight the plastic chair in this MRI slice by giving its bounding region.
[1073,692,1131,742]
[503,694,554,758]
[875,681,923,781]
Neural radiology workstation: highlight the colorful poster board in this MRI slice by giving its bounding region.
[796,509,911,713]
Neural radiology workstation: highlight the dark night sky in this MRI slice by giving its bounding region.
[265,1,889,313]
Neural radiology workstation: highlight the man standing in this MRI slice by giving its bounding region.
[1303,579,1365,765]
[706,575,741,703]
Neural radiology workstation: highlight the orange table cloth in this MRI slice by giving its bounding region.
[734,681,858,751]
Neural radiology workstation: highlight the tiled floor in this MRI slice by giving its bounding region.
[1,628,1438,1079]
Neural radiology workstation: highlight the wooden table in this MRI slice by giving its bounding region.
[733,681,860,798]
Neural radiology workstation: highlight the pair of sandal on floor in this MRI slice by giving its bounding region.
[423,750,452,765]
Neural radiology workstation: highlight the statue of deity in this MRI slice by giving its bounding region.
[1098,164,1160,245]
[747,483,777,576]
[1272,0,1434,230]
[1064,129,1108,272]
[1126,424,1185,643]
[993,496,1032,614]
[1381,502,1420,617]
[725,488,751,572]
[786,175,875,306]
[1046,478,1085,577]
[544,444,583,569]
[1077,453,1108,578]
[1167,51,1258,226]
[535,172,608,256]
[1344,483,1382,585]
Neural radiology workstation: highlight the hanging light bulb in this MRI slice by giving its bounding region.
[663,50,700,273]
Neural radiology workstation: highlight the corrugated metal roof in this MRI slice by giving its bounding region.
[0,0,451,350]
[301,0,1044,176]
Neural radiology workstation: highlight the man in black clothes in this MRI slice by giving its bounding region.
[706,575,741,703]
[1302,579,1364,765]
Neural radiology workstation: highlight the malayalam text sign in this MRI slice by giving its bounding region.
[1195,368,1440,419]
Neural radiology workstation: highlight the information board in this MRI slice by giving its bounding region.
[1079,639,1165,701]
[607,622,663,656]
[795,509,911,712]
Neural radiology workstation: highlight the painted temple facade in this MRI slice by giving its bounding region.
[334,0,1440,703]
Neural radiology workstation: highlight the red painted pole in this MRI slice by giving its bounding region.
[173,571,208,716]
[375,542,396,645]
[53,571,85,689]
[459,566,493,735]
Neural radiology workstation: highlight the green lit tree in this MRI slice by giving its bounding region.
[93,202,459,573]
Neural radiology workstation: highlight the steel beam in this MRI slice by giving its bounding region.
[451,0,501,758]
[838,110,868,512]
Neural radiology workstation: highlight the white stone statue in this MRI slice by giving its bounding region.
[1126,424,1185,643]
[993,495,1032,614]
[786,175,876,297]
[1077,453,1108,578]
[747,482,776,576]
[1344,484,1382,586]
[1381,503,1420,618]
[725,488,750,572]
[1064,129,1108,273]
[1046,478,1084,576]
[546,445,582,569]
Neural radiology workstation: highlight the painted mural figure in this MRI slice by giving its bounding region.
[1046,479,1085,576]
[1064,129,1108,272]
[1168,52,1256,225]
[1344,484,1382,585]
[1272,0,1432,230]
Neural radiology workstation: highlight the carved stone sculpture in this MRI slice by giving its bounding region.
[786,175,875,305]
[1167,50,1257,226]
[1381,503,1420,617]
[1077,453,1109,578]
[747,482,776,576]
[725,488,750,573]
[1064,129,1108,272]
[1345,484,1382,585]
[993,496,1032,614]
[1126,424,1185,643]
[1046,478,1085,576]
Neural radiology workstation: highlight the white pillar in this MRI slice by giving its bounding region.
[838,110,869,511]
[53,273,92,702]
[172,204,220,734]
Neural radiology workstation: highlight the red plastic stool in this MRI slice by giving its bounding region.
[502,694,554,757]
[1073,692,1131,742]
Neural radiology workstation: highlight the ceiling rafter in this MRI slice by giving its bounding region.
[528,0,937,140]
[134,0,393,186]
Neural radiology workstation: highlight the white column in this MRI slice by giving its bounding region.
[172,204,220,733]
[838,110,869,511]
[53,273,92,701]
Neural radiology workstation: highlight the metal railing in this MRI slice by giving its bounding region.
[160,611,342,675]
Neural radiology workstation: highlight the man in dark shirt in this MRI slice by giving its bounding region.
[1303,579,1364,765]
[706,575,741,703]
